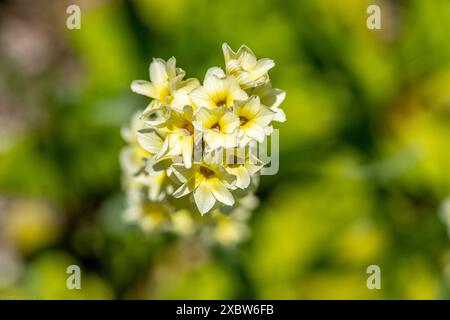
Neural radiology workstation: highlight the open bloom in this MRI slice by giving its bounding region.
[194,107,239,151]
[140,105,200,169]
[190,68,247,109]
[222,43,275,89]
[131,57,200,110]
[233,96,275,145]
[171,153,236,215]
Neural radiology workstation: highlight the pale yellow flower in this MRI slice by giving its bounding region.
[131,57,182,101]
[189,68,247,109]
[140,105,200,169]
[233,96,275,145]
[171,153,236,215]
[193,107,239,151]
[131,57,199,108]
[222,43,275,89]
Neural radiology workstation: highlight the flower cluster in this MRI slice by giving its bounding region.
[120,43,285,244]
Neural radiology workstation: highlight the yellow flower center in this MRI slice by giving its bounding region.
[211,122,221,131]
[199,166,215,179]
[239,116,249,126]
[184,122,194,134]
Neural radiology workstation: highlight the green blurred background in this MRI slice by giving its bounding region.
[1,0,450,299]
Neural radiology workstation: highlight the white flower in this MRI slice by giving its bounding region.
[189,69,247,109]
[222,43,275,89]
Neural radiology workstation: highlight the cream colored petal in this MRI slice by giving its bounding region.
[137,129,164,154]
[150,156,173,173]
[267,88,286,109]
[243,122,265,142]
[165,134,184,156]
[156,136,170,159]
[166,56,177,79]
[149,58,168,84]
[204,75,226,99]
[168,73,185,93]
[131,80,158,99]
[180,77,201,92]
[238,134,252,147]
[194,181,216,214]
[205,67,226,81]
[182,135,193,168]
[249,58,275,80]
[273,108,286,122]
[236,45,257,70]
[209,178,234,206]
[204,131,224,150]
[219,112,239,133]
[234,166,251,189]
[171,78,200,110]
[240,96,261,119]
[264,125,274,135]
[246,163,264,175]
[195,108,217,129]
[190,87,216,109]
[171,164,195,183]
[225,59,242,74]
[253,106,275,127]
[173,176,195,198]
[214,166,237,187]
[222,42,236,63]
[228,77,248,101]
[222,132,238,148]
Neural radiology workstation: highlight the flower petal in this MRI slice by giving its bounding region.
[240,96,261,118]
[190,87,216,109]
[250,58,275,80]
[137,129,164,154]
[209,178,234,206]
[194,181,216,214]
[243,122,266,142]
[149,58,168,84]
[236,45,257,70]
[182,135,193,168]
[204,67,226,81]
[173,176,195,198]
[222,43,236,63]
[131,80,158,99]
[219,111,239,133]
